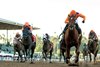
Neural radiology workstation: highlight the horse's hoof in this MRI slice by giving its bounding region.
[20,61,25,63]
[68,63,79,66]
[30,62,35,64]
[49,61,52,63]
[66,59,70,64]
[75,58,78,63]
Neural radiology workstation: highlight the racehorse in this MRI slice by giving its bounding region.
[87,31,99,63]
[42,38,53,63]
[59,37,66,63]
[64,15,82,64]
[13,38,25,62]
[82,43,89,61]
[22,28,36,63]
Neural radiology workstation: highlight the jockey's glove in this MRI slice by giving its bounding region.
[82,20,85,23]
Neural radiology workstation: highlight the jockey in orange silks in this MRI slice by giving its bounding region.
[59,10,86,37]
[22,22,33,35]
[88,30,98,41]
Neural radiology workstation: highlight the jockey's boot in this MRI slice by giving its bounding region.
[29,33,33,42]
[59,24,68,38]
[75,23,82,38]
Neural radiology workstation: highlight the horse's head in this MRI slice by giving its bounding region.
[23,34,29,40]
[89,32,95,39]
[88,32,97,47]
[22,34,30,45]
[88,32,97,43]
[68,15,76,31]
[43,38,48,44]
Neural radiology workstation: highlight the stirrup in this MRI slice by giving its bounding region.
[59,33,64,39]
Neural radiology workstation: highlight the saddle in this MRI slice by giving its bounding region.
[23,26,34,42]
[32,35,36,42]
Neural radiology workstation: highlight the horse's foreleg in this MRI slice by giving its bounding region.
[42,51,44,58]
[22,50,26,62]
[66,47,70,64]
[83,55,85,61]
[18,51,23,62]
[49,50,53,63]
[59,50,62,62]
[75,45,80,63]
[89,52,92,62]
[42,51,47,61]
[30,48,35,64]
[45,52,47,61]
[62,50,66,63]
[25,49,28,61]
[94,50,98,63]
[13,49,16,61]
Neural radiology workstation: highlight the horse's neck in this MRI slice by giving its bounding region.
[44,40,50,47]
[23,36,32,44]
[16,41,21,47]
[89,40,95,48]
[44,41,48,45]
[68,29,75,37]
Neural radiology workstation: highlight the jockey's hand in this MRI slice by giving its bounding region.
[82,20,85,23]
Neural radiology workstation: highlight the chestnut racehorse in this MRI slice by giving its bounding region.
[64,15,82,64]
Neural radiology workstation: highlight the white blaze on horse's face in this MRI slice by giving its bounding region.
[71,17,73,20]
[69,23,74,30]
[68,15,76,30]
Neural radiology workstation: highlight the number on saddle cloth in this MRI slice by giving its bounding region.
[23,26,30,37]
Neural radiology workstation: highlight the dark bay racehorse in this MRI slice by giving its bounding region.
[22,28,36,63]
[13,38,25,62]
[64,15,82,64]
[87,31,99,63]
[42,38,53,63]
[59,37,66,63]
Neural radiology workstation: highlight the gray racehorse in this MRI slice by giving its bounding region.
[13,36,25,62]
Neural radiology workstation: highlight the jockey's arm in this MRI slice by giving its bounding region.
[94,33,98,41]
[21,26,24,31]
[16,37,21,41]
[29,26,33,31]
[65,16,69,24]
[78,13,86,21]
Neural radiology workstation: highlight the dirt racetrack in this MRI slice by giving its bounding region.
[0,61,100,67]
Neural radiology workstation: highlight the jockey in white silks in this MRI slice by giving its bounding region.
[13,32,22,45]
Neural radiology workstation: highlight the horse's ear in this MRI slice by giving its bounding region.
[68,14,70,17]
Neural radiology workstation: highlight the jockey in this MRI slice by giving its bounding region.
[43,33,49,40]
[45,33,50,41]
[89,30,98,41]
[59,10,86,37]
[15,32,21,40]
[43,33,50,43]
[13,32,21,45]
[22,22,33,36]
